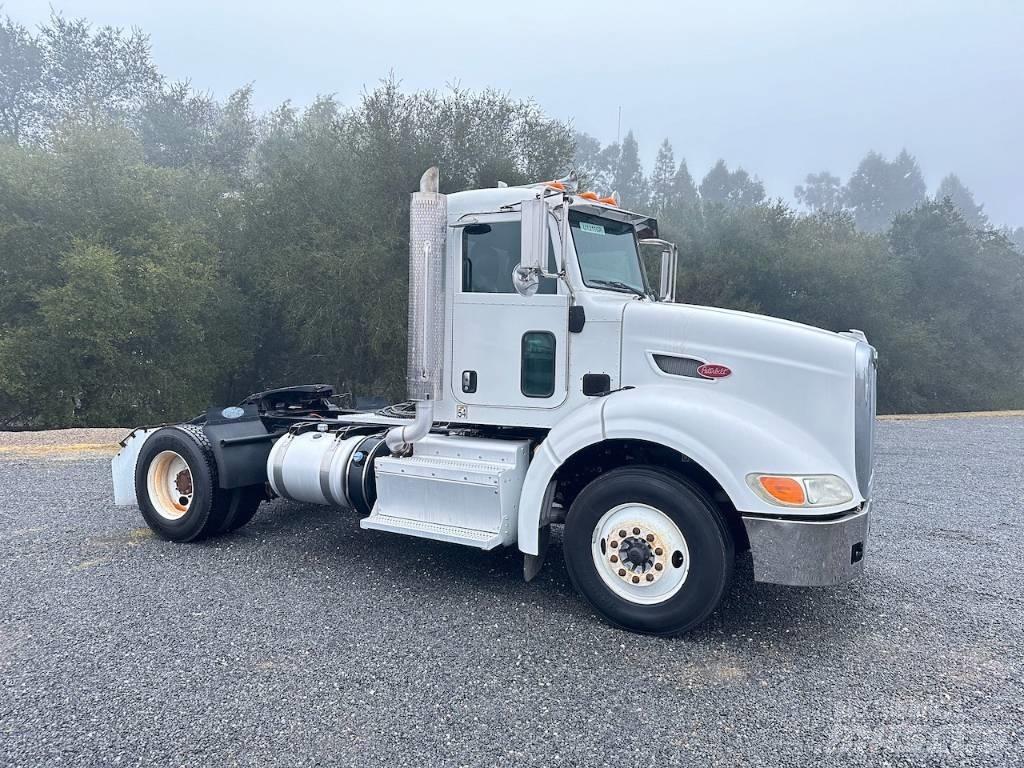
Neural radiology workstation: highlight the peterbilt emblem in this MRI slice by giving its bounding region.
[697,363,732,379]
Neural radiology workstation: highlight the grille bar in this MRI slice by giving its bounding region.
[653,354,704,378]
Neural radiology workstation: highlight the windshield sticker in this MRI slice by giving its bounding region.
[579,221,605,235]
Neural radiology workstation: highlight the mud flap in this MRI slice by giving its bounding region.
[523,524,551,582]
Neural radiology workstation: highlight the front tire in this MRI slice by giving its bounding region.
[563,466,734,635]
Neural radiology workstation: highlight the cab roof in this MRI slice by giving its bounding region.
[444,185,658,238]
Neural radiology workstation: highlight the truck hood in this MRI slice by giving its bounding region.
[620,301,862,477]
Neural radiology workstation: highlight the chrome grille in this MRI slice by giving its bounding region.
[854,342,877,499]
[653,354,704,378]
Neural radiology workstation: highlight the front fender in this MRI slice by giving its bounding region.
[516,385,858,555]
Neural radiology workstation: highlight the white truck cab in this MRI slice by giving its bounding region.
[113,167,876,635]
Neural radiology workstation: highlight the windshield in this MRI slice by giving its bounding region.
[569,210,648,296]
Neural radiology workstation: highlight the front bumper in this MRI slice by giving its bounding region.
[741,502,871,587]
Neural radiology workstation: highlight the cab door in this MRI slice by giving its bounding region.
[451,212,568,409]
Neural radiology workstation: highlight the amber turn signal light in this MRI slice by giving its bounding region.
[757,476,806,505]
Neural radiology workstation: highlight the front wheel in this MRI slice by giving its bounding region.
[563,466,734,635]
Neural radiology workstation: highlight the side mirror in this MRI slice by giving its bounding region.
[514,196,548,297]
[639,238,678,302]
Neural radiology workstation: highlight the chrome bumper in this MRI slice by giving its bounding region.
[742,503,871,587]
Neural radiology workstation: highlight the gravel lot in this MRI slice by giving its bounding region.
[1,417,1022,767]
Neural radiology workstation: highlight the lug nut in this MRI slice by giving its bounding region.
[631,575,640,584]
[646,574,655,582]
[633,527,641,535]
[610,555,618,563]
[610,540,618,549]
[655,563,663,571]
[618,568,627,577]
[655,547,663,556]
[646,534,655,542]
[619,530,627,538]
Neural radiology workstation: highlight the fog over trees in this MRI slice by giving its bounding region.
[1,13,1022,427]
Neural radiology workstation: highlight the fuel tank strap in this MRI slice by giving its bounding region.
[271,434,293,499]
[319,437,340,505]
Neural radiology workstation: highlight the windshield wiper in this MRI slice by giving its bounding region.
[588,279,648,299]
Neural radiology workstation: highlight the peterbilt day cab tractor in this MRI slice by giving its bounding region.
[112,168,877,635]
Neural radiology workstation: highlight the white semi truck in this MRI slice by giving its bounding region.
[112,168,876,635]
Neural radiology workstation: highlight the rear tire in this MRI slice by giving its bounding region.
[217,485,264,534]
[135,426,262,542]
[563,466,734,635]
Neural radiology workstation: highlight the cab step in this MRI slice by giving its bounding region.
[359,513,504,549]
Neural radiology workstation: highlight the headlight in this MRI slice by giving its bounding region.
[746,474,854,508]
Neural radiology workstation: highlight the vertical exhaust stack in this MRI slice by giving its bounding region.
[388,167,447,454]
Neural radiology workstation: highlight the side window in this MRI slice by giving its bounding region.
[521,331,556,397]
[462,222,557,294]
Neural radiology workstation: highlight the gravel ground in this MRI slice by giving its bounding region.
[1,417,1021,767]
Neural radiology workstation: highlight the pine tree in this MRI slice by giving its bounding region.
[613,131,648,208]
[671,159,699,212]
[650,139,675,215]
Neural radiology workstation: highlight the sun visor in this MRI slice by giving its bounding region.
[571,202,658,239]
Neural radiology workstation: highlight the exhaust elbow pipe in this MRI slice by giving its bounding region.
[385,400,434,455]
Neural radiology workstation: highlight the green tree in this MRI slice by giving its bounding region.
[649,139,675,216]
[843,149,926,232]
[37,12,160,131]
[140,82,255,178]
[671,160,699,215]
[0,15,44,143]
[651,159,699,246]
[572,130,620,192]
[1009,227,1024,253]
[613,130,647,208]
[794,171,843,212]
[885,201,1024,410]
[699,159,766,208]
[0,125,250,426]
[935,173,987,228]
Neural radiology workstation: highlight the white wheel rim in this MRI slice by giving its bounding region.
[591,503,690,605]
[146,450,194,521]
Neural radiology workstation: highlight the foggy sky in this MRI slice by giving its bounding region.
[8,0,1023,226]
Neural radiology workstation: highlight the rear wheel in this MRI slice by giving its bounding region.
[135,426,262,542]
[563,466,734,635]
[217,484,265,534]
